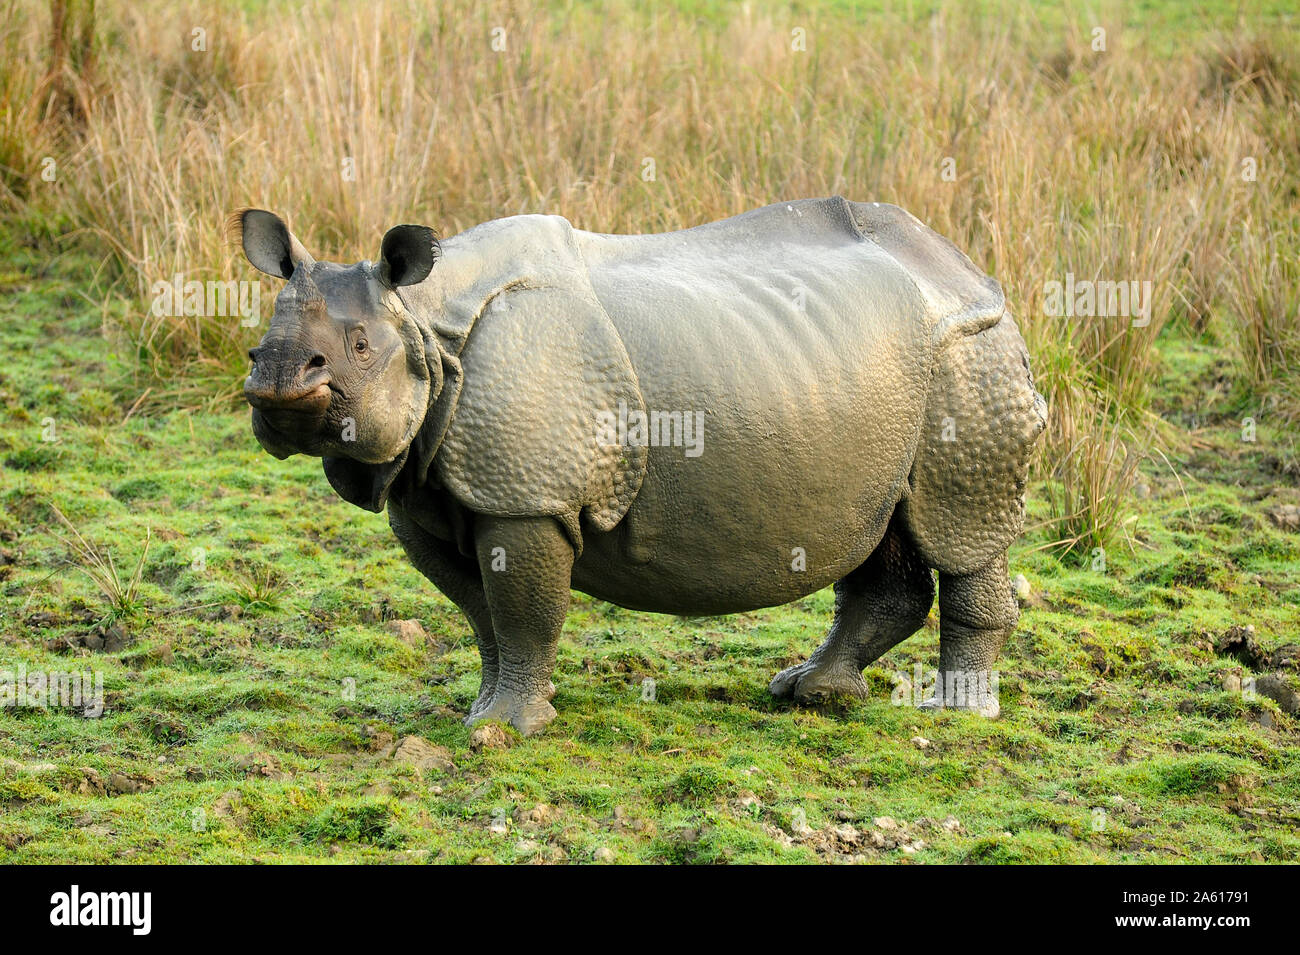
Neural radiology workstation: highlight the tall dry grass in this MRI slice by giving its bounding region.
[4,0,1299,557]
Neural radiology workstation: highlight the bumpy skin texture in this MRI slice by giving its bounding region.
[238,197,1046,734]
[901,312,1048,577]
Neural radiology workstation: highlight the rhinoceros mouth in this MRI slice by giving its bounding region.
[244,372,337,450]
[244,380,333,414]
[248,397,337,459]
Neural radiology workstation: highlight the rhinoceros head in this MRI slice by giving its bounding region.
[233,210,441,469]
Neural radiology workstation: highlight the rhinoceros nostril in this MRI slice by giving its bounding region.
[306,353,327,370]
[248,347,262,363]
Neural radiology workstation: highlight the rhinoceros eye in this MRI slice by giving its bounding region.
[354,338,368,354]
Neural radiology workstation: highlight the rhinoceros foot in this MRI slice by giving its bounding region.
[769,659,869,704]
[466,687,557,736]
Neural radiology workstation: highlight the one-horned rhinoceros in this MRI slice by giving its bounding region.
[235,197,1046,734]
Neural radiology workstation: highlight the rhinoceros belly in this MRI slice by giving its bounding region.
[569,210,932,614]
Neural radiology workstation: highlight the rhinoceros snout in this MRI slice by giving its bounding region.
[244,344,333,412]
[243,377,332,414]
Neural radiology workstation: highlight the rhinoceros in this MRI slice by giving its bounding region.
[236,197,1046,734]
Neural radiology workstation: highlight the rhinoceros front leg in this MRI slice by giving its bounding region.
[770,522,934,703]
[469,514,574,735]
[388,504,499,718]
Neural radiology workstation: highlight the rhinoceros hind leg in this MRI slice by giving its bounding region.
[468,515,574,735]
[770,521,934,704]
[387,504,500,719]
[920,551,1016,718]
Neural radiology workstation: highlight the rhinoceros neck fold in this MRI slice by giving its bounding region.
[322,446,410,513]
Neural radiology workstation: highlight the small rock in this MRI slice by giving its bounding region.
[470,723,510,752]
[392,735,455,772]
[832,825,860,844]
[911,735,931,750]
[593,846,616,863]
[1255,674,1300,715]
[385,619,428,648]
[941,816,963,832]
[873,816,898,831]
[1011,573,1032,602]
[1222,674,1242,693]
[513,839,539,855]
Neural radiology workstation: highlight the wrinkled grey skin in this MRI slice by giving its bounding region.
[237,198,1047,735]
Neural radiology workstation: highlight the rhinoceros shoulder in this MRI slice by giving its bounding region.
[843,199,1005,344]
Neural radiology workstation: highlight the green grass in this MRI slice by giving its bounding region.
[1,238,1297,864]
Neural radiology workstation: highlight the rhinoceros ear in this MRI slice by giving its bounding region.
[229,209,315,279]
[378,224,440,288]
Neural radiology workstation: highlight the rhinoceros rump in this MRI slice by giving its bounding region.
[237,197,1046,734]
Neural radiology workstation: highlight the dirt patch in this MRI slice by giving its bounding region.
[391,735,455,772]
[1215,625,1300,671]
